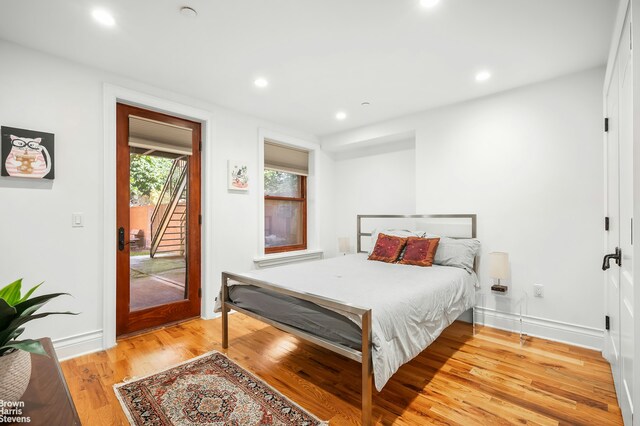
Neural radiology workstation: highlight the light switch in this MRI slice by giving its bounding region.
[72,213,84,228]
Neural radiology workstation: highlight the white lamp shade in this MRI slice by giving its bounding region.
[488,252,509,280]
[338,237,350,253]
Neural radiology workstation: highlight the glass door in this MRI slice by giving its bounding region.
[116,104,201,336]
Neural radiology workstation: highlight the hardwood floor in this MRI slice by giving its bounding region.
[61,314,622,425]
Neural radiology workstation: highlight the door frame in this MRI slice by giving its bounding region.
[102,84,214,349]
[116,103,202,336]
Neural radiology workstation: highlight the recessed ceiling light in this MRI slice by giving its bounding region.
[336,111,347,120]
[180,6,197,18]
[420,0,441,8]
[475,71,492,82]
[254,78,269,88]
[92,9,115,27]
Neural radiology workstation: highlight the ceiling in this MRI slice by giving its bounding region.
[0,0,617,136]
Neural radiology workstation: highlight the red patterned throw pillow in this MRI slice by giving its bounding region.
[368,233,407,263]
[399,237,440,267]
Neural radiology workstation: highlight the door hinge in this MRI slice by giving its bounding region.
[605,216,609,231]
[604,117,609,132]
[199,214,202,225]
[199,140,202,151]
[605,315,610,331]
[198,288,202,298]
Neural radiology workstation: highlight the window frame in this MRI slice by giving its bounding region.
[264,170,307,254]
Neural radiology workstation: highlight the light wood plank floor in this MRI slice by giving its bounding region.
[61,314,622,425]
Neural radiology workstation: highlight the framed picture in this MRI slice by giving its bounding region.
[1,126,55,180]
[228,160,248,191]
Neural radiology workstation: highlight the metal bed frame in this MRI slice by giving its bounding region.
[221,214,477,425]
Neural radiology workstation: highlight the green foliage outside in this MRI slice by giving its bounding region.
[130,154,174,205]
[264,169,300,197]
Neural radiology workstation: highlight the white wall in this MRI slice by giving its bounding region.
[0,40,331,357]
[0,38,606,355]
[324,67,606,348]
[333,147,416,253]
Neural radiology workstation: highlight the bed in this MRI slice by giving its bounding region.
[220,214,478,425]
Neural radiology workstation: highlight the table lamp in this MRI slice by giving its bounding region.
[489,252,509,293]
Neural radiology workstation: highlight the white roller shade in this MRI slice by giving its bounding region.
[264,141,309,175]
[129,115,193,156]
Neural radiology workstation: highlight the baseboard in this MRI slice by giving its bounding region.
[48,309,603,362]
[52,314,222,360]
[201,311,222,320]
[53,329,104,361]
[473,307,604,351]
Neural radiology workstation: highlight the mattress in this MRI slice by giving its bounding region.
[220,253,478,390]
[228,285,362,350]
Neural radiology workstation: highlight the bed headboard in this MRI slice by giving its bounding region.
[357,214,477,254]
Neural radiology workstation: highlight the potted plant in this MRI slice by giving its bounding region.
[0,279,75,402]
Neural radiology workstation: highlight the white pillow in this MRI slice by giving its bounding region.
[430,236,481,273]
[368,229,426,255]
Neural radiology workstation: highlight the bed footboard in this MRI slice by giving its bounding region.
[220,272,374,425]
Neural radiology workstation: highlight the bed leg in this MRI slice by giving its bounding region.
[221,274,229,349]
[361,309,373,426]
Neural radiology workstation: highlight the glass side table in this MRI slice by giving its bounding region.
[473,290,528,346]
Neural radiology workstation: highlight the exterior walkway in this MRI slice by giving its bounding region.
[129,254,186,310]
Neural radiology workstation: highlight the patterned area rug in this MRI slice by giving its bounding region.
[114,351,327,425]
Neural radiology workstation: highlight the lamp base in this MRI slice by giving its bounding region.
[491,284,509,293]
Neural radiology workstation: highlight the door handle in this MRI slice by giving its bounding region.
[602,247,622,270]
[118,227,130,251]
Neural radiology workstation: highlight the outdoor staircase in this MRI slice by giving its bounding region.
[150,158,188,258]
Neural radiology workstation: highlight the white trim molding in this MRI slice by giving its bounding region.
[102,84,215,350]
[53,330,104,361]
[254,249,324,268]
[473,307,604,351]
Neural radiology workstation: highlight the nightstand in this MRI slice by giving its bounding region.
[473,290,527,346]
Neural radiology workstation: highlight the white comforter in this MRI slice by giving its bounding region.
[225,254,477,391]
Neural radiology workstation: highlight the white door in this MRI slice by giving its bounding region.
[617,12,634,426]
[605,9,634,425]
[605,47,622,406]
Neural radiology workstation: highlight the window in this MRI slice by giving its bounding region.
[264,141,308,254]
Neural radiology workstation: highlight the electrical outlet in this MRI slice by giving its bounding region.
[533,284,544,298]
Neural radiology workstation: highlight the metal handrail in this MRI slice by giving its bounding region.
[150,158,186,227]
[150,159,188,257]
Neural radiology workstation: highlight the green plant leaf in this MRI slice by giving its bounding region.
[17,282,43,304]
[0,311,77,347]
[0,299,17,331]
[13,293,69,316]
[0,339,48,357]
[0,279,22,306]
[0,280,77,353]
